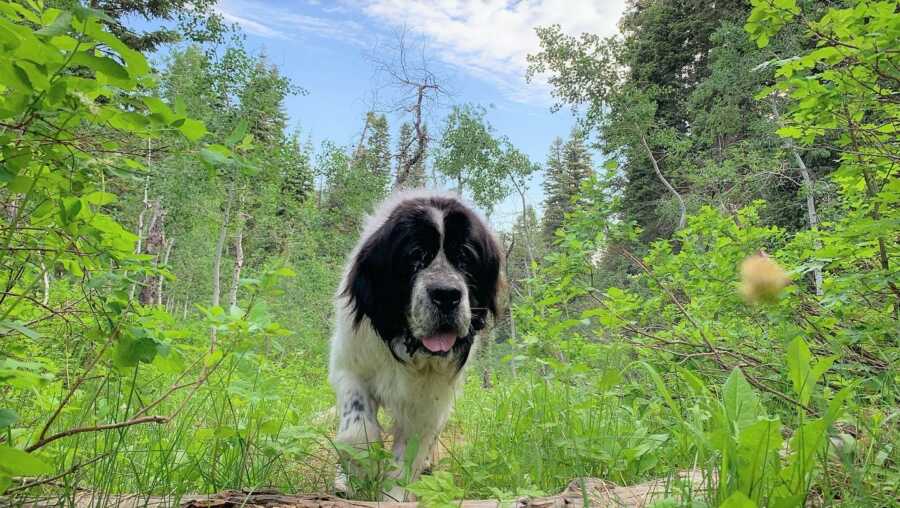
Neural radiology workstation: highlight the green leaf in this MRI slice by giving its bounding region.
[14,61,50,91]
[634,361,680,414]
[776,126,802,138]
[785,337,828,406]
[113,333,164,368]
[736,417,782,498]
[178,118,207,142]
[224,119,248,147]
[723,367,762,431]
[84,191,117,205]
[59,197,83,224]
[259,419,282,436]
[199,146,231,167]
[204,349,224,367]
[720,491,757,508]
[0,446,52,476]
[406,471,465,508]
[0,320,41,340]
[35,10,72,37]
[143,96,176,123]
[6,175,33,193]
[69,50,129,80]
[81,19,149,76]
[0,408,17,428]
[0,61,32,92]
[70,4,114,23]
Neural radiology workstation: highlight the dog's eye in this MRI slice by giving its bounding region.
[455,245,476,268]
[410,248,428,271]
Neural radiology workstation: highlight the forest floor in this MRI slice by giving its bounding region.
[14,472,710,508]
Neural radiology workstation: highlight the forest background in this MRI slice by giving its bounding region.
[0,1,897,507]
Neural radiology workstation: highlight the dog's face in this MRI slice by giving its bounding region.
[342,195,503,369]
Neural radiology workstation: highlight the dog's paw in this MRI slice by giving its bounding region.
[333,468,350,497]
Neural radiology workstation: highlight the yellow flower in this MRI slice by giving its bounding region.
[739,253,791,304]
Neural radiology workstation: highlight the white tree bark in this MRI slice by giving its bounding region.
[210,185,234,350]
[789,143,823,296]
[157,239,174,306]
[772,99,823,296]
[227,213,245,309]
[640,135,686,230]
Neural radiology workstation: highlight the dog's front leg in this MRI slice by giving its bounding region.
[383,423,440,502]
[332,373,380,496]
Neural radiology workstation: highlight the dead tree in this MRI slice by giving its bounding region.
[367,28,447,190]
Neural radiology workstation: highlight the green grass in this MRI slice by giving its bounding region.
[6,341,898,507]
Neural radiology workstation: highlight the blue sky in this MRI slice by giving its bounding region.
[166,0,626,226]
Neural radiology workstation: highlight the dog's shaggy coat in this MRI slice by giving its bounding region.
[328,190,503,500]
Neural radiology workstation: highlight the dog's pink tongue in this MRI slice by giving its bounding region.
[421,332,457,353]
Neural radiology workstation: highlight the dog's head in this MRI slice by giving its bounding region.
[342,193,503,368]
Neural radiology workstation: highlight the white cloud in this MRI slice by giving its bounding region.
[213,0,626,104]
[217,7,289,39]
[359,0,626,103]
[215,0,369,46]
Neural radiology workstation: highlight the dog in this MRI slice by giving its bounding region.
[328,190,503,500]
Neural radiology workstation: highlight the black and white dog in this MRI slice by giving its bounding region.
[329,190,503,500]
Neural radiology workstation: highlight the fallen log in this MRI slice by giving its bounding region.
[12,471,709,508]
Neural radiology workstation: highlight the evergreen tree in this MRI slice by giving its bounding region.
[364,114,391,181]
[542,137,567,238]
[394,122,428,189]
[238,58,296,146]
[55,0,225,51]
[562,129,593,206]
[542,130,593,240]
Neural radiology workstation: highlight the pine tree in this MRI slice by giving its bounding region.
[394,122,428,189]
[542,130,593,240]
[542,137,567,238]
[364,114,391,180]
[562,128,593,203]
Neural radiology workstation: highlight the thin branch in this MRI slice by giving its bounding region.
[26,416,168,452]
[639,134,686,230]
[618,248,814,413]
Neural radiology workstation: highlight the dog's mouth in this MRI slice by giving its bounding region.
[419,331,458,353]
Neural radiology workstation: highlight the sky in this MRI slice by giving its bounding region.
[172,0,627,226]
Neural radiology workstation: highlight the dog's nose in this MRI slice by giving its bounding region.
[428,286,462,312]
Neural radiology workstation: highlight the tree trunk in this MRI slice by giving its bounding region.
[130,179,151,300]
[157,239,174,306]
[40,258,50,306]
[772,100,823,296]
[228,213,246,309]
[139,199,165,305]
[640,135,686,231]
[210,185,234,350]
[394,85,432,190]
[509,176,535,278]
[212,187,234,310]
[789,144,823,296]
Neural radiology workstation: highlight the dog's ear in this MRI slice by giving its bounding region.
[342,222,400,340]
[480,228,505,324]
[342,205,439,341]
[445,209,504,332]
